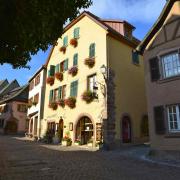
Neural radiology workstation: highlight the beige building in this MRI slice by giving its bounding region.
[0,80,29,134]
[42,11,147,148]
[137,0,180,150]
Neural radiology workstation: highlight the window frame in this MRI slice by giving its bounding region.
[167,104,180,133]
[160,51,180,79]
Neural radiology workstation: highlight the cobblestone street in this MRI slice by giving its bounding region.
[0,136,180,180]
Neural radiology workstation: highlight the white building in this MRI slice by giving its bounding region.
[27,65,47,138]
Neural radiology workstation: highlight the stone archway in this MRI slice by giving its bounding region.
[121,116,132,143]
[76,116,93,145]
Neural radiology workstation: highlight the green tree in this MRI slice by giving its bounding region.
[0,0,92,68]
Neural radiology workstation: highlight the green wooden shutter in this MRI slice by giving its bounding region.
[64,59,68,71]
[50,65,55,76]
[58,86,62,99]
[154,106,165,134]
[132,51,139,65]
[70,81,78,97]
[49,90,54,103]
[89,43,95,58]
[63,36,68,46]
[74,27,80,39]
[55,64,60,73]
[48,70,51,77]
[73,54,78,66]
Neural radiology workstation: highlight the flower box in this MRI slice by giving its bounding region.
[60,46,66,54]
[65,97,76,109]
[68,66,78,77]
[55,72,63,81]
[49,102,58,110]
[46,76,55,86]
[81,90,94,104]
[70,38,78,47]
[57,99,65,108]
[84,57,95,68]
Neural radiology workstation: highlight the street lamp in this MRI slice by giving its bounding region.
[100,64,107,79]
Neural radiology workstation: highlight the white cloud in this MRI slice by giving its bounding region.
[87,0,166,24]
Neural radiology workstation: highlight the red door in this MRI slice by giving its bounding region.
[122,116,131,143]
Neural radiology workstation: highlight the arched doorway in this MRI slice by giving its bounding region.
[122,116,132,143]
[59,119,64,142]
[76,116,93,145]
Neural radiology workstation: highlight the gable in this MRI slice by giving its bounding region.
[148,16,180,50]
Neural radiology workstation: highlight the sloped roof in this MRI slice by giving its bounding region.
[0,79,19,96]
[0,84,28,104]
[137,0,178,54]
[45,11,140,67]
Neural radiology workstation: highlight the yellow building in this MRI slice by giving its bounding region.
[41,11,147,148]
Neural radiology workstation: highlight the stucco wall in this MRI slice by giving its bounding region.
[42,15,108,140]
[144,2,180,150]
[107,36,147,144]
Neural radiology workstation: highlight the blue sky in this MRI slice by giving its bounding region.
[0,0,166,85]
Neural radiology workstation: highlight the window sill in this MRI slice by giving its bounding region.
[157,75,180,84]
[164,132,180,138]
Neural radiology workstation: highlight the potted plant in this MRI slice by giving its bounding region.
[27,101,32,108]
[55,72,63,81]
[81,90,95,104]
[70,38,78,47]
[84,57,95,68]
[57,99,65,108]
[65,97,76,109]
[74,139,81,146]
[68,66,78,77]
[49,101,58,110]
[32,101,37,106]
[62,131,72,146]
[46,76,55,86]
[96,141,103,149]
[60,46,66,54]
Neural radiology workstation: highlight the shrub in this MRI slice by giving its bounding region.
[70,38,78,47]
[84,57,95,68]
[57,99,65,108]
[81,90,94,104]
[65,97,76,109]
[60,46,66,54]
[68,66,78,77]
[46,76,55,86]
[49,101,58,110]
[55,72,63,81]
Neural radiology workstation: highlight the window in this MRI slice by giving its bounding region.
[54,88,59,102]
[73,54,78,66]
[34,93,39,104]
[87,74,97,93]
[29,80,34,91]
[167,105,180,132]
[89,43,95,58]
[63,36,68,47]
[35,74,40,86]
[60,59,68,72]
[0,119,4,128]
[132,51,139,65]
[62,85,66,99]
[161,52,180,78]
[49,90,54,103]
[74,27,80,39]
[48,65,55,77]
[17,104,27,113]
[70,80,78,97]
[55,64,60,73]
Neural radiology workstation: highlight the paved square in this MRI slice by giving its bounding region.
[0,136,180,180]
